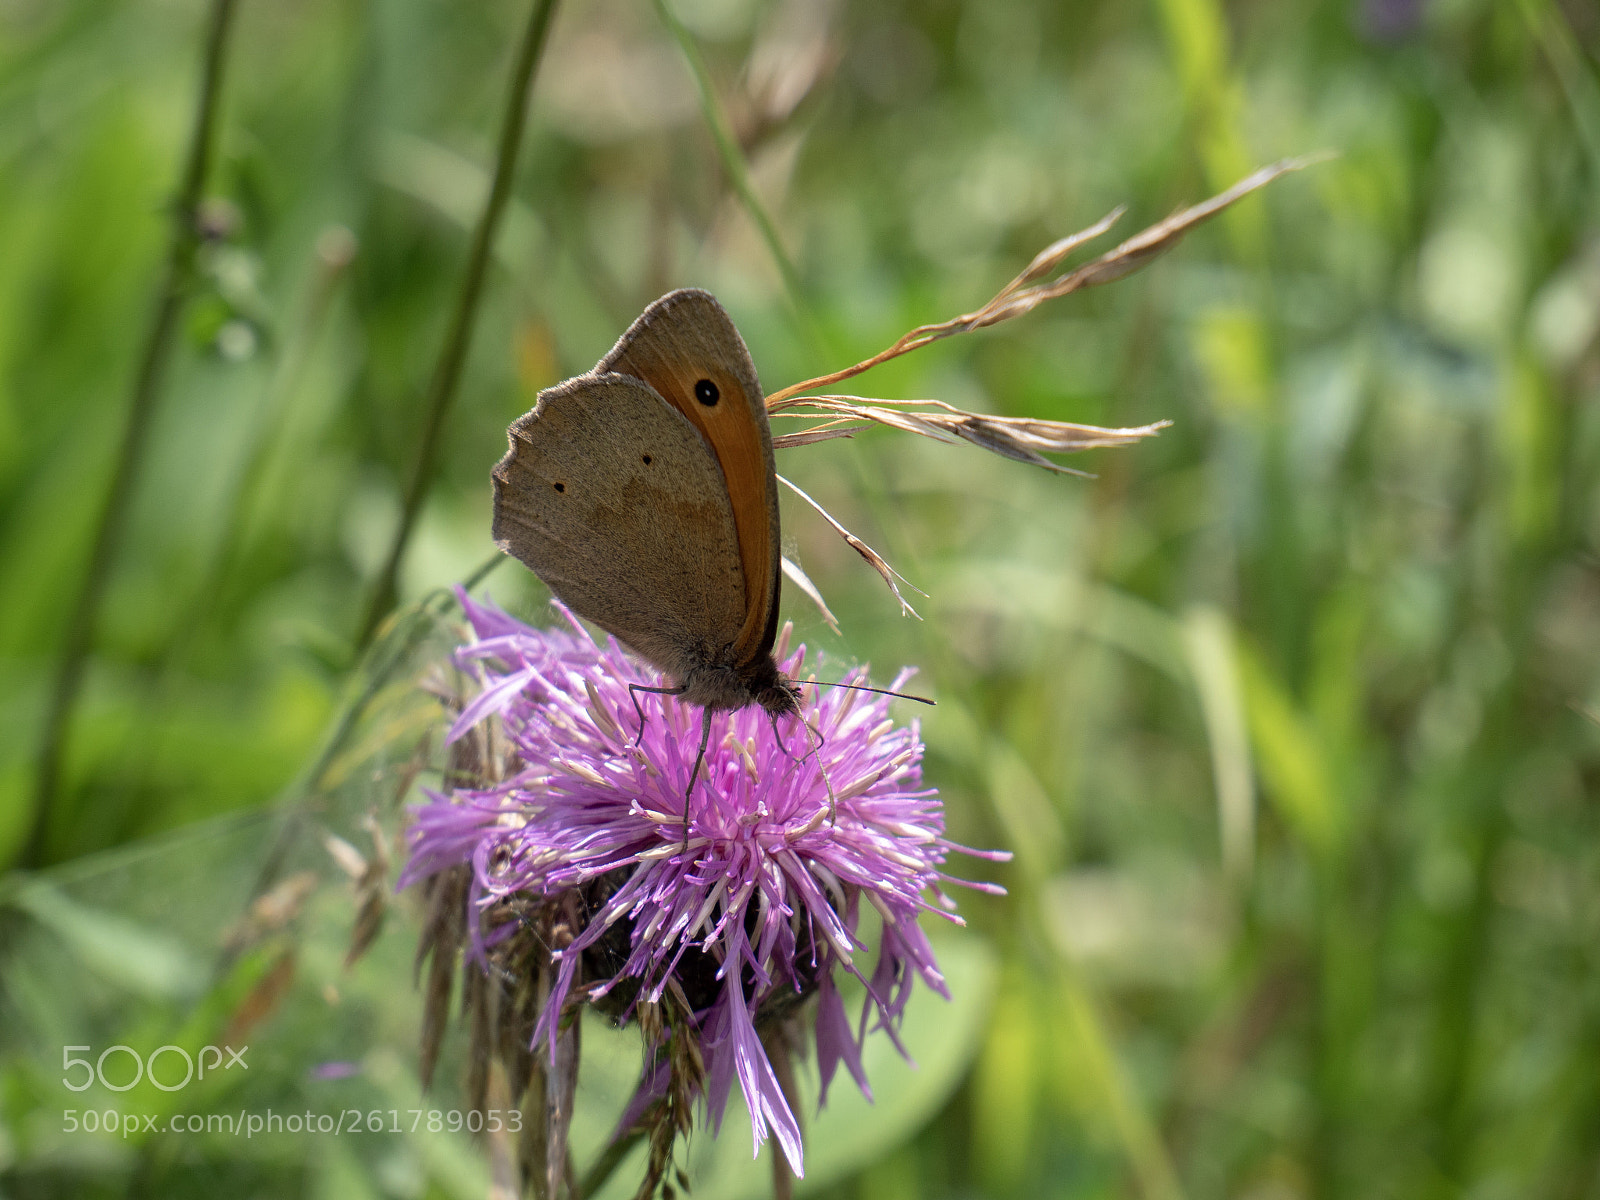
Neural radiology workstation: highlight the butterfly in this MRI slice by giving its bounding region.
[491,289,804,806]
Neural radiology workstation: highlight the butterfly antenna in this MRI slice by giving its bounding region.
[804,680,935,706]
[627,681,687,746]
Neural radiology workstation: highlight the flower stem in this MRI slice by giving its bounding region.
[573,1129,642,1200]
[353,0,560,651]
[763,1026,801,1200]
[22,0,242,869]
[654,0,808,313]
[215,555,503,984]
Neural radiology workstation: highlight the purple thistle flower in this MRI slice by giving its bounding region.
[401,589,1004,1179]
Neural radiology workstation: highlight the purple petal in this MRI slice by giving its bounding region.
[447,665,540,741]
[815,971,871,1107]
[456,587,534,641]
[402,585,1008,1174]
[309,1061,361,1081]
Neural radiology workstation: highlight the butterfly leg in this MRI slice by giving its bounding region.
[680,707,714,854]
[766,710,794,759]
[801,716,838,825]
[626,682,687,746]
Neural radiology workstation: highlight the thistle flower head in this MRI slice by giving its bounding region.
[402,590,999,1179]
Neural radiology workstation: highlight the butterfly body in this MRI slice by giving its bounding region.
[492,289,801,736]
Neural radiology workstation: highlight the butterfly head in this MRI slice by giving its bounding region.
[726,651,801,720]
[753,670,804,720]
[678,653,800,719]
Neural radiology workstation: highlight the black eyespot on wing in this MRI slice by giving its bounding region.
[694,379,719,406]
[642,454,652,465]
[554,482,565,492]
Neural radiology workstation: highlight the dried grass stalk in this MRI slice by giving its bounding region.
[777,474,924,617]
[762,158,1321,620]
[774,394,1173,476]
[768,155,1323,409]
[337,813,394,968]
[780,556,841,634]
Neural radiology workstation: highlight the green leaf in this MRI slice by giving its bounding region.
[1235,642,1340,859]
[9,878,205,998]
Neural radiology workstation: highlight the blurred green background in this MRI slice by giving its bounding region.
[4,0,1600,1196]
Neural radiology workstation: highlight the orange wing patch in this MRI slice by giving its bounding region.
[600,292,779,663]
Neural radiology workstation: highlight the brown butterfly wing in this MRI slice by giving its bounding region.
[491,372,747,683]
[597,289,782,668]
